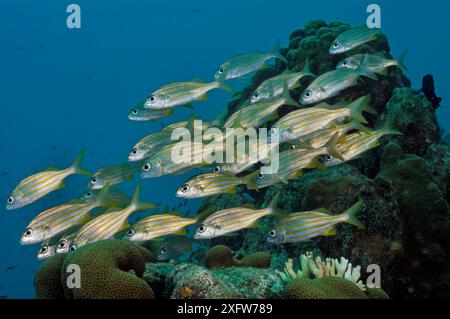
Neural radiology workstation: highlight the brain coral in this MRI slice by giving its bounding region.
[283,276,388,299]
[60,239,155,299]
[34,253,67,299]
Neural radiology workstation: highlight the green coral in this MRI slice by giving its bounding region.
[61,239,154,299]
[240,252,271,269]
[33,240,156,299]
[34,253,67,299]
[284,277,375,299]
[205,245,240,270]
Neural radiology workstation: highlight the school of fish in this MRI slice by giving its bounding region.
[6,25,405,261]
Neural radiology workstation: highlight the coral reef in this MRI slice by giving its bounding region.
[34,240,155,299]
[193,20,450,299]
[276,251,365,291]
[204,245,271,270]
[283,276,387,299]
[34,253,67,299]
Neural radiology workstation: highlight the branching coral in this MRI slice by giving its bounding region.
[276,251,365,291]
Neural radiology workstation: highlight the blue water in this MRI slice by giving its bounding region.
[0,0,449,298]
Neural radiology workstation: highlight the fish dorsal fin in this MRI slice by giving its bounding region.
[316,208,329,213]
[44,166,59,172]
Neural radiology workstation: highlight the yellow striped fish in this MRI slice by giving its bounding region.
[272,95,376,143]
[6,150,92,210]
[70,185,155,250]
[215,41,287,80]
[126,213,197,243]
[256,134,343,189]
[128,101,175,121]
[128,131,174,162]
[55,232,78,254]
[88,162,139,190]
[79,188,131,208]
[20,186,112,245]
[291,119,368,149]
[37,240,56,260]
[330,25,384,54]
[214,140,278,175]
[141,141,217,178]
[224,83,300,129]
[268,201,365,244]
[194,193,280,239]
[144,79,232,109]
[250,59,315,103]
[176,170,259,199]
[300,63,377,105]
[337,51,408,75]
[323,120,402,167]
[128,117,210,162]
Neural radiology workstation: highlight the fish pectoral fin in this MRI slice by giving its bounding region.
[322,227,337,236]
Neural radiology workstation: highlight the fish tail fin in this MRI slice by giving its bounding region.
[131,184,156,211]
[242,170,260,190]
[380,116,403,136]
[301,57,316,78]
[342,200,365,230]
[396,50,409,73]
[215,77,233,93]
[345,119,370,133]
[281,82,301,108]
[356,54,378,80]
[71,150,92,176]
[272,40,288,63]
[267,192,283,215]
[348,95,376,124]
[323,133,345,161]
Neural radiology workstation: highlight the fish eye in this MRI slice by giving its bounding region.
[149,95,156,102]
[304,90,312,98]
[131,149,138,155]
[69,245,77,252]
[91,178,97,184]
[269,229,277,237]
[333,41,339,48]
[342,59,349,66]
[197,224,207,233]
[127,229,135,237]
[86,192,92,198]
[7,196,14,204]
[218,67,224,74]
[160,248,167,254]
[132,109,138,114]
[213,166,221,173]
[40,246,48,254]
[253,92,259,98]
[143,163,151,171]
[289,145,296,150]
[58,241,67,248]
[24,228,32,237]
[325,155,333,161]
[258,173,264,179]
[180,184,190,193]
